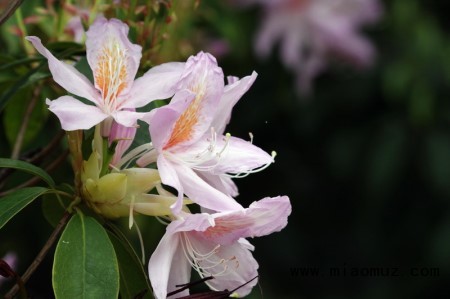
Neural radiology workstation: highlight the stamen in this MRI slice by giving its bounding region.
[95,38,129,114]
[180,233,239,282]
[216,133,231,158]
[133,218,146,265]
[155,216,171,225]
[128,195,135,229]
[166,129,231,173]
[226,150,276,178]
[116,143,154,169]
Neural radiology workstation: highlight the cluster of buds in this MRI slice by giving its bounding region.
[27,17,291,298]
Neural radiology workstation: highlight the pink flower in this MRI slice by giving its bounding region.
[26,17,185,131]
[64,6,90,43]
[138,52,275,214]
[148,196,291,299]
[65,16,85,42]
[248,0,382,93]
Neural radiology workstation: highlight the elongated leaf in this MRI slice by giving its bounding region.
[0,57,42,72]
[0,158,56,187]
[53,212,120,299]
[0,187,48,229]
[107,223,152,299]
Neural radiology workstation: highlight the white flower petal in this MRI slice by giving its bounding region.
[46,96,108,130]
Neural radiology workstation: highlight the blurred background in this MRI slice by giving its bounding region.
[1,0,450,298]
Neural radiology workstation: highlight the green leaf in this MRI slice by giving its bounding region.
[0,158,56,187]
[53,212,120,299]
[0,187,48,229]
[0,57,42,72]
[108,231,152,299]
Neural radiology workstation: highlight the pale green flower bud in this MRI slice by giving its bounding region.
[80,151,177,222]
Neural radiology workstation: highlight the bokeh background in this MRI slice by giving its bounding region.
[1,0,450,298]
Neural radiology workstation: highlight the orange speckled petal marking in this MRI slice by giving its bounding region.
[86,17,142,113]
[163,94,202,150]
[163,52,224,150]
[94,41,128,106]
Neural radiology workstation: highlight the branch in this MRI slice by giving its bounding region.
[0,0,24,26]
[0,131,65,186]
[11,85,42,160]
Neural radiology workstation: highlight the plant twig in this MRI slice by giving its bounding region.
[11,85,42,160]
[66,130,83,195]
[0,131,65,186]
[0,0,24,26]
[27,130,65,165]
[4,211,73,299]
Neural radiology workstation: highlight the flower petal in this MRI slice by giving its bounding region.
[163,52,224,149]
[167,212,214,234]
[148,90,196,151]
[125,62,186,108]
[197,196,291,246]
[148,233,190,299]
[156,155,184,213]
[109,115,137,165]
[198,172,239,197]
[213,136,274,175]
[174,163,243,212]
[111,109,147,127]
[245,196,291,237]
[26,36,99,103]
[86,17,142,99]
[212,71,258,134]
[46,96,108,130]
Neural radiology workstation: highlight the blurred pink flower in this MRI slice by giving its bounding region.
[247,0,382,93]
[62,3,91,42]
[65,16,87,43]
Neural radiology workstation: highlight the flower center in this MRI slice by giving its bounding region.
[164,128,231,171]
[95,38,128,114]
[180,233,238,284]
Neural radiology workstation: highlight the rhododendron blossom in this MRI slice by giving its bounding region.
[245,0,382,93]
[138,52,275,214]
[18,15,292,299]
[148,196,291,299]
[26,17,185,131]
